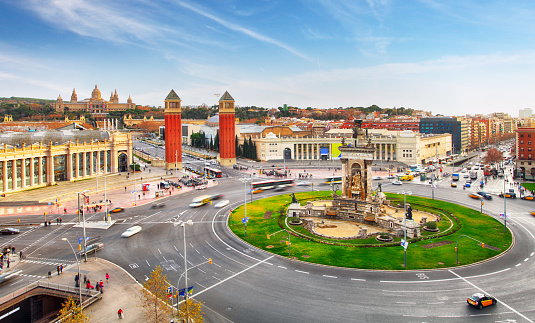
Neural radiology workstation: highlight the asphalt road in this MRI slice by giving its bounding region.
[1,153,534,322]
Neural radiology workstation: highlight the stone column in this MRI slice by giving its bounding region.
[373,144,377,160]
[2,160,7,192]
[82,152,87,177]
[90,151,94,175]
[47,154,55,185]
[391,144,394,161]
[12,159,17,190]
[38,157,43,185]
[97,150,101,173]
[104,151,108,173]
[341,159,347,197]
[111,148,118,173]
[379,143,383,160]
[21,158,26,188]
[66,153,73,181]
[29,157,34,188]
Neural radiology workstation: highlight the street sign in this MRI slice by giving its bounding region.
[242,217,249,224]
[400,239,408,250]
[499,213,511,218]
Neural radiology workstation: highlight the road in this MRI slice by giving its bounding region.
[1,149,533,322]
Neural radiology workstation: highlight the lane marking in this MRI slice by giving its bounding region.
[174,246,178,252]
[158,249,162,254]
[351,278,365,281]
[449,269,534,323]
[396,301,416,304]
[323,275,337,279]
[278,266,287,269]
[531,252,534,257]
[146,260,150,266]
[380,267,510,283]
[515,263,521,267]
[189,256,274,298]
[524,258,529,262]
[384,287,472,293]
[295,270,309,274]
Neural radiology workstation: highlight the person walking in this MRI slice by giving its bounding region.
[99,280,104,293]
[11,247,15,255]
[60,265,63,274]
[19,251,22,259]
[106,273,110,283]
[117,308,124,319]
[57,266,60,275]
[6,258,9,268]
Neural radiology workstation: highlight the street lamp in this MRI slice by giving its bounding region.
[503,169,508,233]
[75,190,89,261]
[400,190,412,268]
[174,219,193,321]
[61,238,82,313]
[239,178,251,238]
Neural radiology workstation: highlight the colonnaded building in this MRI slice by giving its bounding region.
[0,130,132,194]
[53,85,135,114]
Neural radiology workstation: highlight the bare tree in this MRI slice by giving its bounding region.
[140,266,173,323]
[483,148,504,165]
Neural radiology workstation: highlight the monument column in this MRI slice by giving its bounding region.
[164,90,182,170]
[218,91,236,166]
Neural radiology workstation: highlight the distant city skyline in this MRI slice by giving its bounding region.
[1,1,535,117]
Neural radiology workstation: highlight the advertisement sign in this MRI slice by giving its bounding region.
[331,143,342,159]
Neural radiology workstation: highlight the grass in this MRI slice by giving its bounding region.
[229,191,512,270]
[521,183,535,192]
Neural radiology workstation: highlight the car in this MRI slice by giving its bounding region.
[531,211,535,216]
[211,194,225,200]
[150,203,166,209]
[466,179,472,184]
[214,200,230,208]
[110,207,124,213]
[463,174,469,178]
[499,192,516,198]
[461,168,467,173]
[469,193,482,200]
[521,196,535,201]
[465,183,471,188]
[451,182,457,188]
[121,225,142,238]
[297,181,311,186]
[195,185,207,190]
[79,242,104,256]
[372,176,383,180]
[476,192,492,200]
[387,175,395,179]
[252,189,263,194]
[0,228,20,235]
[392,180,403,185]
[467,293,496,309]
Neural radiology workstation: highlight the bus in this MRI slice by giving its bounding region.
[251,179,295,191]
[189,195,212,207]
[204,166,222,178]
[324,176,342,185]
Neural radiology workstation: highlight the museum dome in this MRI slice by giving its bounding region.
[91,85,102,100]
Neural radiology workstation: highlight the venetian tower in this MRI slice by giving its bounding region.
[164,90,182,170]
[218,91,236,166]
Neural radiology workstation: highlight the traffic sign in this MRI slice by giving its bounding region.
[242,217,249,224]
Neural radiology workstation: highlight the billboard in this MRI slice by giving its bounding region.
[331,143,342,159]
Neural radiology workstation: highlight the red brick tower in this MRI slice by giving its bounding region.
[164,90,182,170]
[218,91,236,166]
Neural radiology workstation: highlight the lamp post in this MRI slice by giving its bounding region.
[504,170,507,233]
[400,190,412,268]
[76,190,89,261]
[239,178,251,238]
[175,220,193,322]
[62,238,82,312]
[267,229,291,257]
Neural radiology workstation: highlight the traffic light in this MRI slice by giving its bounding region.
[208,258,212,264]
[455,247,457,252]
[78,244,81,251]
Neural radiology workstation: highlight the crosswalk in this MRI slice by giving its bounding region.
[21,258,75,266]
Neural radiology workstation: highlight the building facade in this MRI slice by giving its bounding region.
[516,127,535,180]
[164,90,182,170]
[0,131,132,194]
[419,117,468,154]
[218,91,236,166]
[53,85,135,113]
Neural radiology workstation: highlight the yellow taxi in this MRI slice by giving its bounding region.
[469,193,481,200]
[531,211,535,216]
[467,293,496,309]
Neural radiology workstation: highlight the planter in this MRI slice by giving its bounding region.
[289,220,302,226]
[423,226,440,232]
[376,235,394,242]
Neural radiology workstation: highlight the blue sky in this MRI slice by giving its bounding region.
[1,0,535,116]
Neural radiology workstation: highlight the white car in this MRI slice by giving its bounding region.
[189,201,205,208]
[372,176,383,180]
[214,200,230,208]
[121,225,142,238]
[297,181,311,186]
[195,185,207,190]
[392,180,403,185]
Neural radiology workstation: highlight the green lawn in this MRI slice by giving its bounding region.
[521,183,535,193]
[229,191,512,270]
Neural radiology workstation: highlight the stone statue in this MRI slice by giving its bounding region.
[290,193,298,204]
[378,183,382,192]
[351,171,362,191]
[406,204,413,220]
[352,120,362,139]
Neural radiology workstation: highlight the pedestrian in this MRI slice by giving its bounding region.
[19,251,22,259]
[117,308,124,319]
[125,186,127,191]
[11,247,15,255]
[56,218,59,224]
[64,208,67,214]
[84,275,87,284]
[48,221,51,226]
[60,218,62,224]
[75,274,79,287]
[96,283,100,292]
[7,258,9,268]
[60,265,63,273]
[106,272,109,283]
[99,280,104,293]
[57,266,60,275]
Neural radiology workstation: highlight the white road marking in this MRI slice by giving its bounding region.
[197,268,206,274]
[449,269,534,323]
[470,313,492,316]
[323,275,337,279]
[146,260,150,266]
[380,267,510,283]
[524,258,529,262]
[350,278,365,281]
[158,249,162,254]
[427,302,444,304]
[278,266,287,269]
[396,302,416,304]
[174,246,178,251]
[515,263,521,267]
[145,275,149,281]
[531,252,534,257]
[295,270,309,274]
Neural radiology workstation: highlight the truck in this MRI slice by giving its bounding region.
[398,174,414,181]
[470,171,478,180]
[452,173,459,181]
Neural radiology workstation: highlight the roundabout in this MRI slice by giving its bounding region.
[228,191,513,270]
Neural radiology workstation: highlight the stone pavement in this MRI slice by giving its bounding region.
[0,157,216,218]
[43,258,147,322]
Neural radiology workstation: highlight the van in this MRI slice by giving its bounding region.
[159,182,170,189]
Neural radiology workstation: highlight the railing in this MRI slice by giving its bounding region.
[0,280,101,309]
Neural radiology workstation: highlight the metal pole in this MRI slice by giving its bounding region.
[183,225,188,301]
[63,239,82,313]
[77,192,80,223]
[403,192,407,268]
[504,171,507,233]
[82,194,87,262]
[288,231,291,257]
[104,173,108,222]
[96,171,98,194]
[134,162,136,206]
[244,179,247,239]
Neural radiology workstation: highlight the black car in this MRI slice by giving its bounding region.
[467,293,496,309]
[476,192,493,200]
[0,228,20,235]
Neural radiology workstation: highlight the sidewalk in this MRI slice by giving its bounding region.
[0,158,217,218]
[44,258,145,322]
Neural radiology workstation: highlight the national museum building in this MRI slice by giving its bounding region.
[0,130,132,194]
[53,85,135,114]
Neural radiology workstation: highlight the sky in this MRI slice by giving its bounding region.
[1,0,535,117]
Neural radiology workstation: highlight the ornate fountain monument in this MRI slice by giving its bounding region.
[287,120,423,239]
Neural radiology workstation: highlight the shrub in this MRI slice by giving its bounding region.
[425,221,437,230]
[379,232,391,239]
